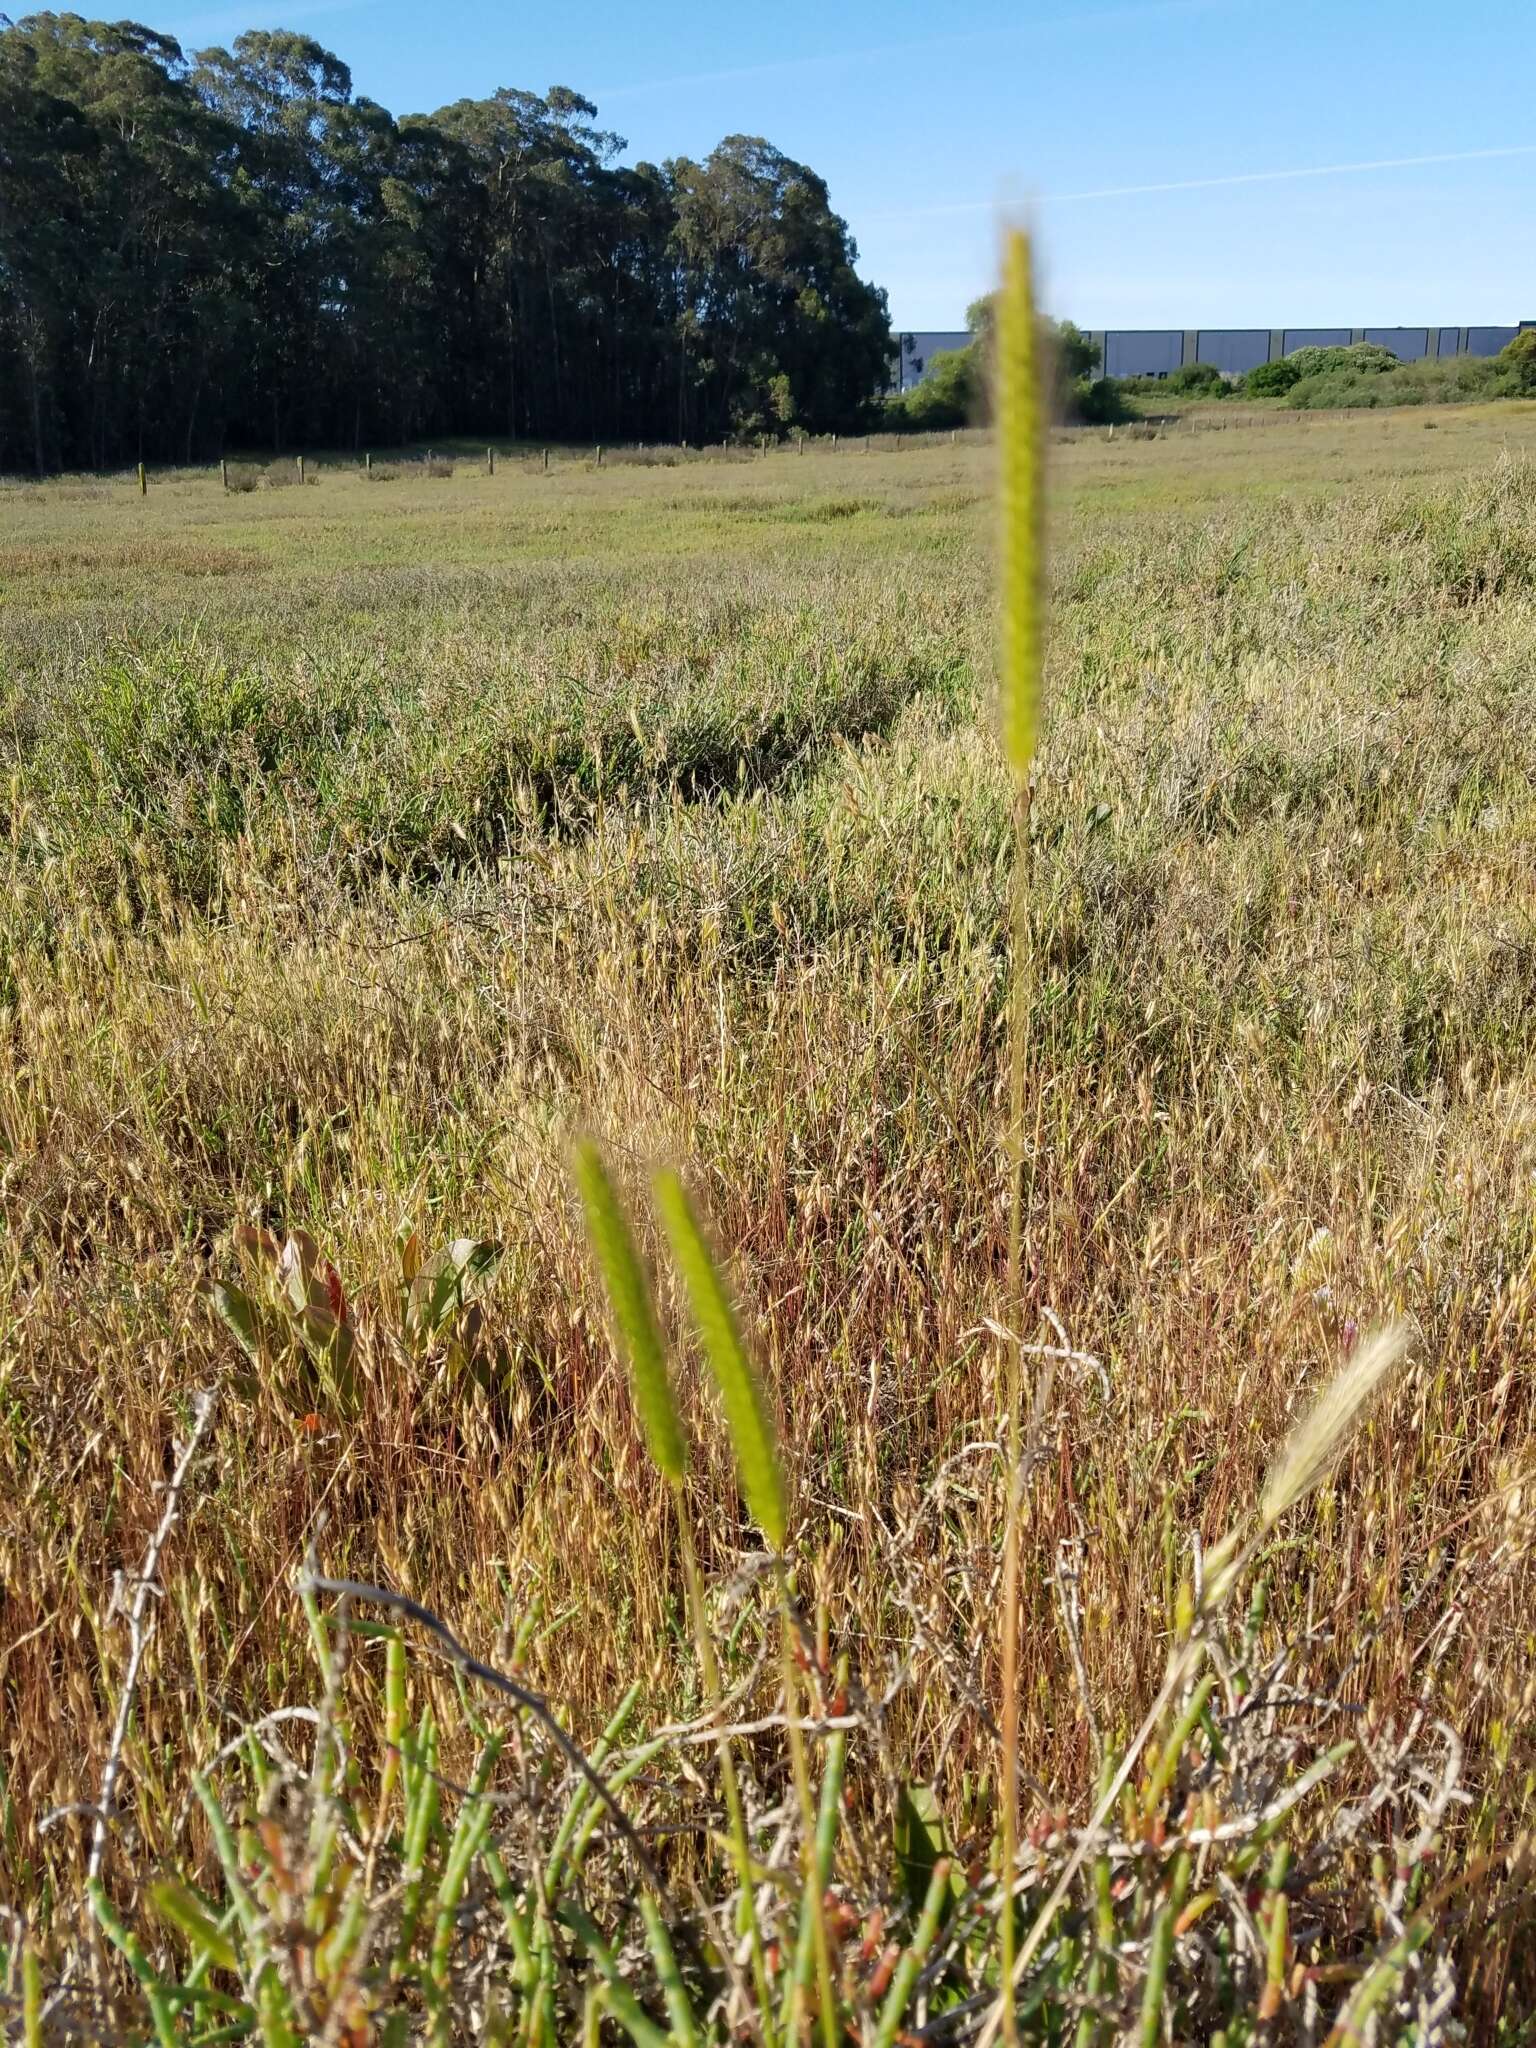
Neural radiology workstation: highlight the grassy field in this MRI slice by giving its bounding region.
[6,404,1536,2039]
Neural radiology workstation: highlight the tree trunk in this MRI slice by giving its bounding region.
[184,363,204,464]
[28,351,45,477]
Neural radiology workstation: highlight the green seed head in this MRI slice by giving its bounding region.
[573,1139,688,1485]
[652,1168,786,1550]
[996,225,1045,784]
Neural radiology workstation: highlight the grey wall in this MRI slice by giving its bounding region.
[891,321,1520,387]
[1196,329,1270,375]
[890,331,970,391]
[1365,327,1429,360]
[1467,326,1518,357]
[1284,327,1351,352]
[1104,330,1183,377]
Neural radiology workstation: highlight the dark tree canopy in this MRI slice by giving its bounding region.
[0,13,892,471]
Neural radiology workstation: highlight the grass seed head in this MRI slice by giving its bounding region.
[1260,1323,1412,1529]
[574,1139,687,1485]
[652,1167,787,1550]
[996,224,1045,783]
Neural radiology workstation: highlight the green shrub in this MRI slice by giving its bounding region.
[1165,360,1227,395]
[885,343,977,431]
[1288,354,1511,411]
[1239,339,1516,409]
[1289,342,1398,379]
[888,316,1104,433]
[1245,342,1398,398]
[1244,355,1303,396]
[1072,374,1129,424]
[1499,328,1536,391]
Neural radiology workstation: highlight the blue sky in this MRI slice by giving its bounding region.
[152,0,1534,329]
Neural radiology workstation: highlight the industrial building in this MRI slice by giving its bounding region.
[889,323,1527,389]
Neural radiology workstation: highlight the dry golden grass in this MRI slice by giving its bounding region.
[5,407,1536,2034]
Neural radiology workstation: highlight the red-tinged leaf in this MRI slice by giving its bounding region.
[234,1223,279,1266]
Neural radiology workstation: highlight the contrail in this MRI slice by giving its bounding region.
[868,144,1536,222]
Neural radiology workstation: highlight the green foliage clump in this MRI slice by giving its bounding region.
[885,344,978,430]
[1287,342,1399,379]
[1245,341,1396,400]
[1164,360,1228,395]
[1072,375,1128,424]
[885,314,1103,432]
[1289,353,1511,410]
[1245,355,1304,396]
[1499,328,1536,391]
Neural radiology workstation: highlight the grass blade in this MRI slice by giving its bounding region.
[559,1902,671,2048]
[89,1880,187,2048]
[639,1894,700,2048]
[874,1855,952,2048]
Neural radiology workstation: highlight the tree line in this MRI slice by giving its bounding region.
[0,14,893,474]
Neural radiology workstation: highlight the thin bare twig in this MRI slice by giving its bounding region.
[89,1387,218,1883]
[298,1570,689,1932]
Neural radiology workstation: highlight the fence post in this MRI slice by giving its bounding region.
[365,451,372,473]
[596,444,603,466]
[296,454,305,485]
[220,458,228,491]
[832,432,838,452]
[543,447,549,472]
[487,447,494,475]
[137,461,146,496]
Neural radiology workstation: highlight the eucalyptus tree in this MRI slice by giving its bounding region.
[0,16,892,472]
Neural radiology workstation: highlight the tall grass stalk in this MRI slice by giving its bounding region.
[651,1169,835,2046]
[994,220,1047,2045]
[574,1143,775,2034]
